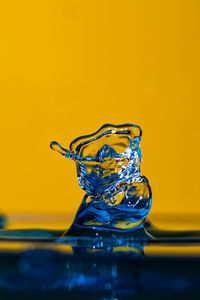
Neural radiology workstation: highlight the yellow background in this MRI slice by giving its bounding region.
[0,0,199,217]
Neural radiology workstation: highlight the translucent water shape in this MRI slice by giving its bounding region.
[50,124,152,233]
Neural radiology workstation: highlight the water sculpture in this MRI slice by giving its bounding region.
[50,124,152,234]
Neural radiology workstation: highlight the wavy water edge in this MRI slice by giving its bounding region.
[0,222,200,244]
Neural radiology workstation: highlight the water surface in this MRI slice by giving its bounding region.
[0,214,199,299]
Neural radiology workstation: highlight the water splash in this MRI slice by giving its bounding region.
[50,124,152,233]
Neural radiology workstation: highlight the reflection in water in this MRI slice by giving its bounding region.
[0,230,149,295]
[0,224,199,297]
[0,242,199,298]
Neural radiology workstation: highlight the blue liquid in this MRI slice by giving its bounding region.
[0,215,200,297]
[50,124,152,233]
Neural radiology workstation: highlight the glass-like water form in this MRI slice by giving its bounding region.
[50,124,152,232]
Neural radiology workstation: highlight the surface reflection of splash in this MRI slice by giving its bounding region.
[0,229,149,295]
[0,241,199,297]
[50,124,152,233]
[0,220,199,296]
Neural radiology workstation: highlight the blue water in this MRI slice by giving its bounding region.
[50,124,152,233]
[0,215,200,299]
